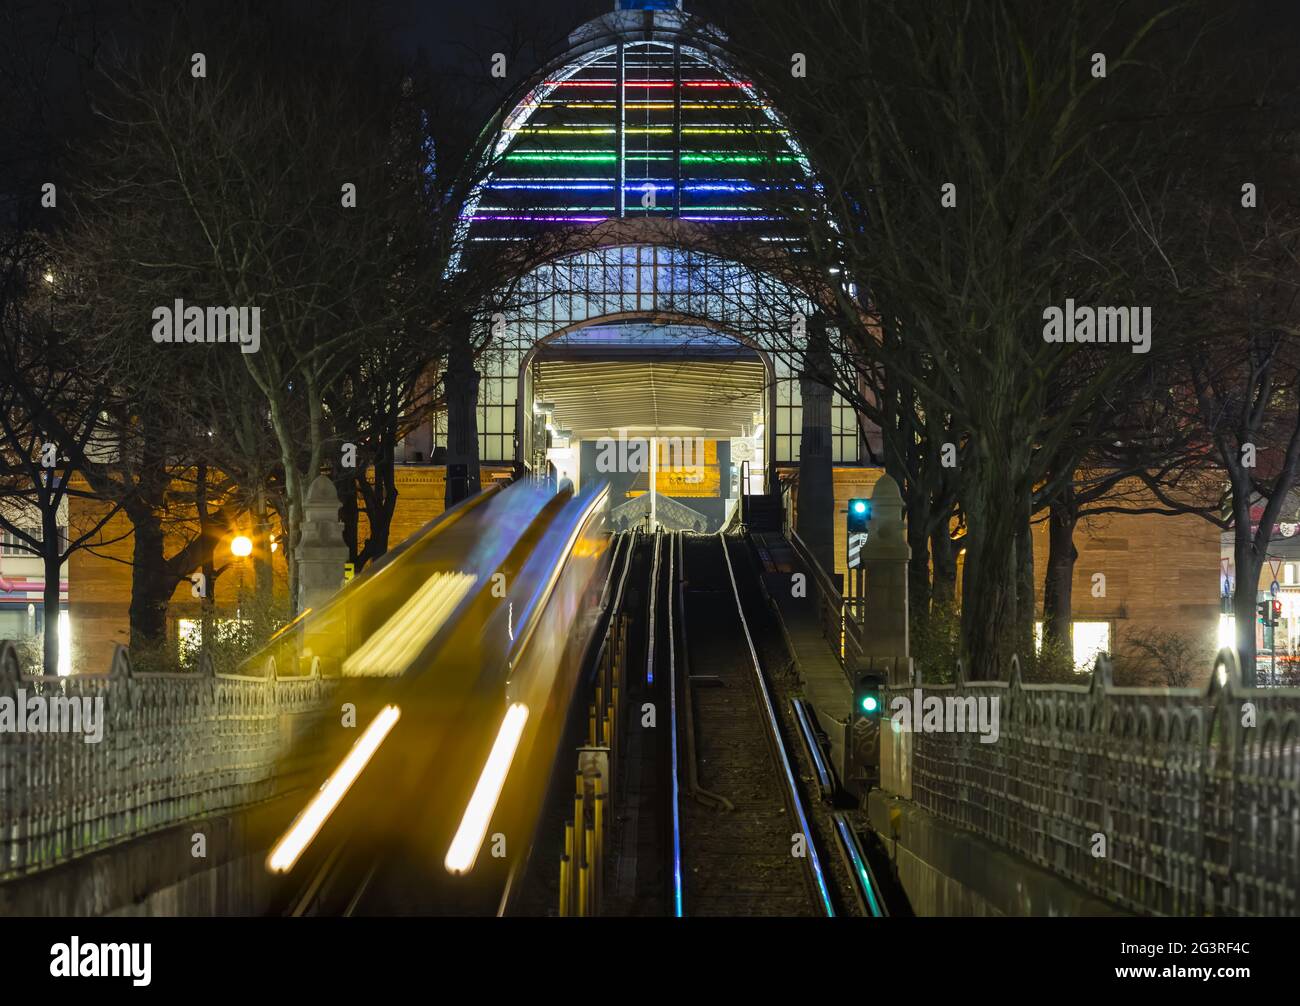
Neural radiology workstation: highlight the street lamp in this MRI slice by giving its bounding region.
[230,535,254,632]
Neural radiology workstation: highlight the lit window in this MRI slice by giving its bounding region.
[1071,622,1110,673]
[58,610,72,677]
[1031,620,1111,673]
[1218,613,1236,650]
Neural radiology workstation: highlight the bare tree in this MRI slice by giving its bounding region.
[0,0,130,673]
[713,0,1236,676]
[1113,4,1300,684]
[51,3,514,615]
[0,272,131,672]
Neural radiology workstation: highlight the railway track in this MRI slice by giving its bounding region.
[278,523,894,919]
[671,532,836,917]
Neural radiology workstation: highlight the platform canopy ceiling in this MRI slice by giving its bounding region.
[534,358,766,440]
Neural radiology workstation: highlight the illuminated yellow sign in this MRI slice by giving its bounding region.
[628,440,721,498]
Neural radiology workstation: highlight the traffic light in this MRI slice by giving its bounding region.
[1258,599,1283,627]
[847,498,871,569]
[854,670,886,720]
[847,498,871,532]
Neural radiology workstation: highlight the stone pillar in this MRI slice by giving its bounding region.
[859,473,912,798]
[797,314,835,574]
[862,474,909,667]
[296,474,349,614]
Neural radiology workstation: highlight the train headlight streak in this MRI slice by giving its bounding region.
[444,703,530,876]
[266,704,402,874]
[342,570,477,676]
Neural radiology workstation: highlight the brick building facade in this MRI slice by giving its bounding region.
[63,464,1220,679]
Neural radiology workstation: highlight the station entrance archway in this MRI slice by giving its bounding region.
[524,320,769,531]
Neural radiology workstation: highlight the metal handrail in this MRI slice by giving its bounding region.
[789,526,843,605]
[787,526,865,670]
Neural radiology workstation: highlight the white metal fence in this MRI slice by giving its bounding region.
[0,640,336,878]
[879,648,1300,916]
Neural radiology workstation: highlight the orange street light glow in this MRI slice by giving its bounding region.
[266,704,401,874]
[444,702,530,876]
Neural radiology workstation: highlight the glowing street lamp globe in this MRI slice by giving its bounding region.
[230,535,253,558]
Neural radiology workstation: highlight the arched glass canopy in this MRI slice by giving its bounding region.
[440,6,860,470]
[467,37,808,239]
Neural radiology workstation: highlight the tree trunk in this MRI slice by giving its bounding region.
[194,462,215,663]
[283,462,303,616]
[1042,492,1079,648]
[445,330,481,507]
[128,510,172,651]
[931,523,958,607]
[960,470,1020,680]
[266,395,306,616]
[907,496,932,621]
[1014,489,1035,662]
[252,489,274,639]
[1233,533,1260,687]
[360,431,398,566]
[200,556,216,663]
[797,353,835,575]
[334,467,360,564]
[124,423,177,652]
[41,506,61,675]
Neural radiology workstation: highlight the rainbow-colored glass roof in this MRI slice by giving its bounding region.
[469,39,807,242]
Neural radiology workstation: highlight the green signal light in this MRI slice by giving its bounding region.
[855,671,885,720]
[847,498,871,533]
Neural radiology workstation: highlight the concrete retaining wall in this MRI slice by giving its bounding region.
[0,794,301,917]
[866,790,1128,917]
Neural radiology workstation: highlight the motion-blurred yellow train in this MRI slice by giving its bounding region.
[252,479,612,915]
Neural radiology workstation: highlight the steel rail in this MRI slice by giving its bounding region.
[718,532,836,917]
[790,697,836,802]
[611,528,639,615]
[674,532,733,811]
[287,841,348,917]
[665,532,684,916]
[831,811,888,918]
[644,531,663,686]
